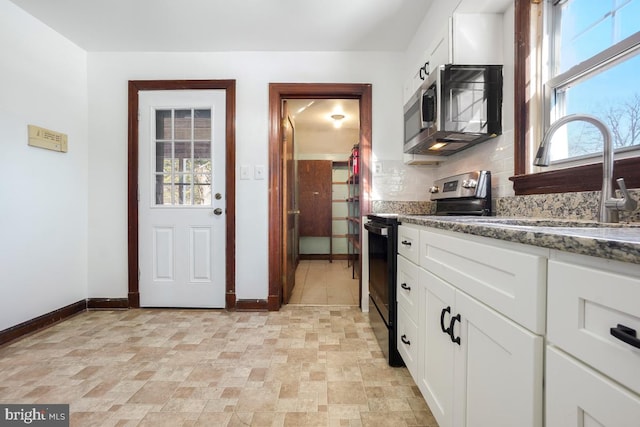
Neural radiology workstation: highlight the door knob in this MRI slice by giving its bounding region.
[213,208,223,216]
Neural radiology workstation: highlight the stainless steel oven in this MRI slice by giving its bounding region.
[364,213,403,367]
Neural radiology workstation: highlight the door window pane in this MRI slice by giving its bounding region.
[155,142,171,173]
[194,109,212,140]
[193,174,212,206]
[153,108,212,206]
[174,109,192,140]
[155,110,172,140]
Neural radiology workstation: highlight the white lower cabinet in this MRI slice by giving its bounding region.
[398,224,640,427]
[418,269,456,426]
[546,346,640,427]
[546,252,640,426]
[397,252,421,378]
[397,224,545,427]
[418,268,543,427]
[396,303,418,377]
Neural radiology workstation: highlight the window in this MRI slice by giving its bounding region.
[511,0,640,195]
[154,108,212,206]
[544,0,640,163]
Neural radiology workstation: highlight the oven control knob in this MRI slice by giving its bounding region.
[462,179,477,189]
[429,186,439,194]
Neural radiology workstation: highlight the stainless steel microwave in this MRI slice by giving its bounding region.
[403,64,503,156]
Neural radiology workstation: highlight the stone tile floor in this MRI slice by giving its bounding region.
[290,260,360,306]
[0,306,438,426]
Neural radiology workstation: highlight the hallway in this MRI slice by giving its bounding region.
[289,260,360,306]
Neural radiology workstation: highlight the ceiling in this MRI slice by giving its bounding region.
[9,0,433,52]
[286,99,359,132]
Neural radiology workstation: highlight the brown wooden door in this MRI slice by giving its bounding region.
[298,160,332,237]
[282,101,298,304]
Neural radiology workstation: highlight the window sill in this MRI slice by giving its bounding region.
[510,158,640,195]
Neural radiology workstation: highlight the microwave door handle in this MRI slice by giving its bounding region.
[422,89,436,123]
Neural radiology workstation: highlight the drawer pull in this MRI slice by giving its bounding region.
[401,282,411,291]
[440,306,451,334]
[401,334,411,345]
[449,314,462,345]
[401,240,412,247]
[610,324,640,349]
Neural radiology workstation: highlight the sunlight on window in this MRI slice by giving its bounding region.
[154,109,213,205]
[546,0,640,163]
[556,0,640,73]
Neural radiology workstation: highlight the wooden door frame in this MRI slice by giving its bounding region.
[127,80,236,309]
[268,83,372,311]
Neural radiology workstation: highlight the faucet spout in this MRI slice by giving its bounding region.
[534,114,619,222]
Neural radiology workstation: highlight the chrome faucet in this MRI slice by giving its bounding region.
[534,114,637,223]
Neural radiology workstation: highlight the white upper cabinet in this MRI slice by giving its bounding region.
[430,13,504,71]
[404,6,507,104]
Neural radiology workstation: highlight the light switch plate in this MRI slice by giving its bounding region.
[240,165,251,180]
[255,165,265,180]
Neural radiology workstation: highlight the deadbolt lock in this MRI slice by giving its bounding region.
[215,193,222,200]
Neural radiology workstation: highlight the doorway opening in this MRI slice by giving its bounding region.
[267,83,372,311]
[287,99,360,305]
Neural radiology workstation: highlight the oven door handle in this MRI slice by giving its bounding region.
[364,222,388,236]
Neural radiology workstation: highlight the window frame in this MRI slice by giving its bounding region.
[511,0,640,195]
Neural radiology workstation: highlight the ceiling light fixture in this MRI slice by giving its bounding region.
[331,113,345,129]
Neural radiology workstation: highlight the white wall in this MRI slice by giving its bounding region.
[87,51,405,301]
[0,0,88,330]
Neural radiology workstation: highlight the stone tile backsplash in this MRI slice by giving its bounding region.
[497,189,640,222]
[371,200,434,215]
[374,189,640,222]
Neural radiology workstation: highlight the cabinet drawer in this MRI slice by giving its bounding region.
[398,225,420,264]
[397,304,418,379]
[546,346,640,427]
[397,255,420,322]
[547,259,640,394]
[419,229,547,334]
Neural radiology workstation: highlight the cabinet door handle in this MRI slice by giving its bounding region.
[440,306,452,334]
[449,314,461,345]
[401,240,412,247]
[401,282,411,291]
[610,324,640,349]
[401,334,411,346]
[419,62,429,80]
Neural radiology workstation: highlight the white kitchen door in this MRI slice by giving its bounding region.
[138,90,226,308]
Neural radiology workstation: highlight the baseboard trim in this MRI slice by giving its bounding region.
[299,254,349,261]
[235,299,269,311]
[0,299,87,347]
[1,292,281,346]
[87,298,129,310]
